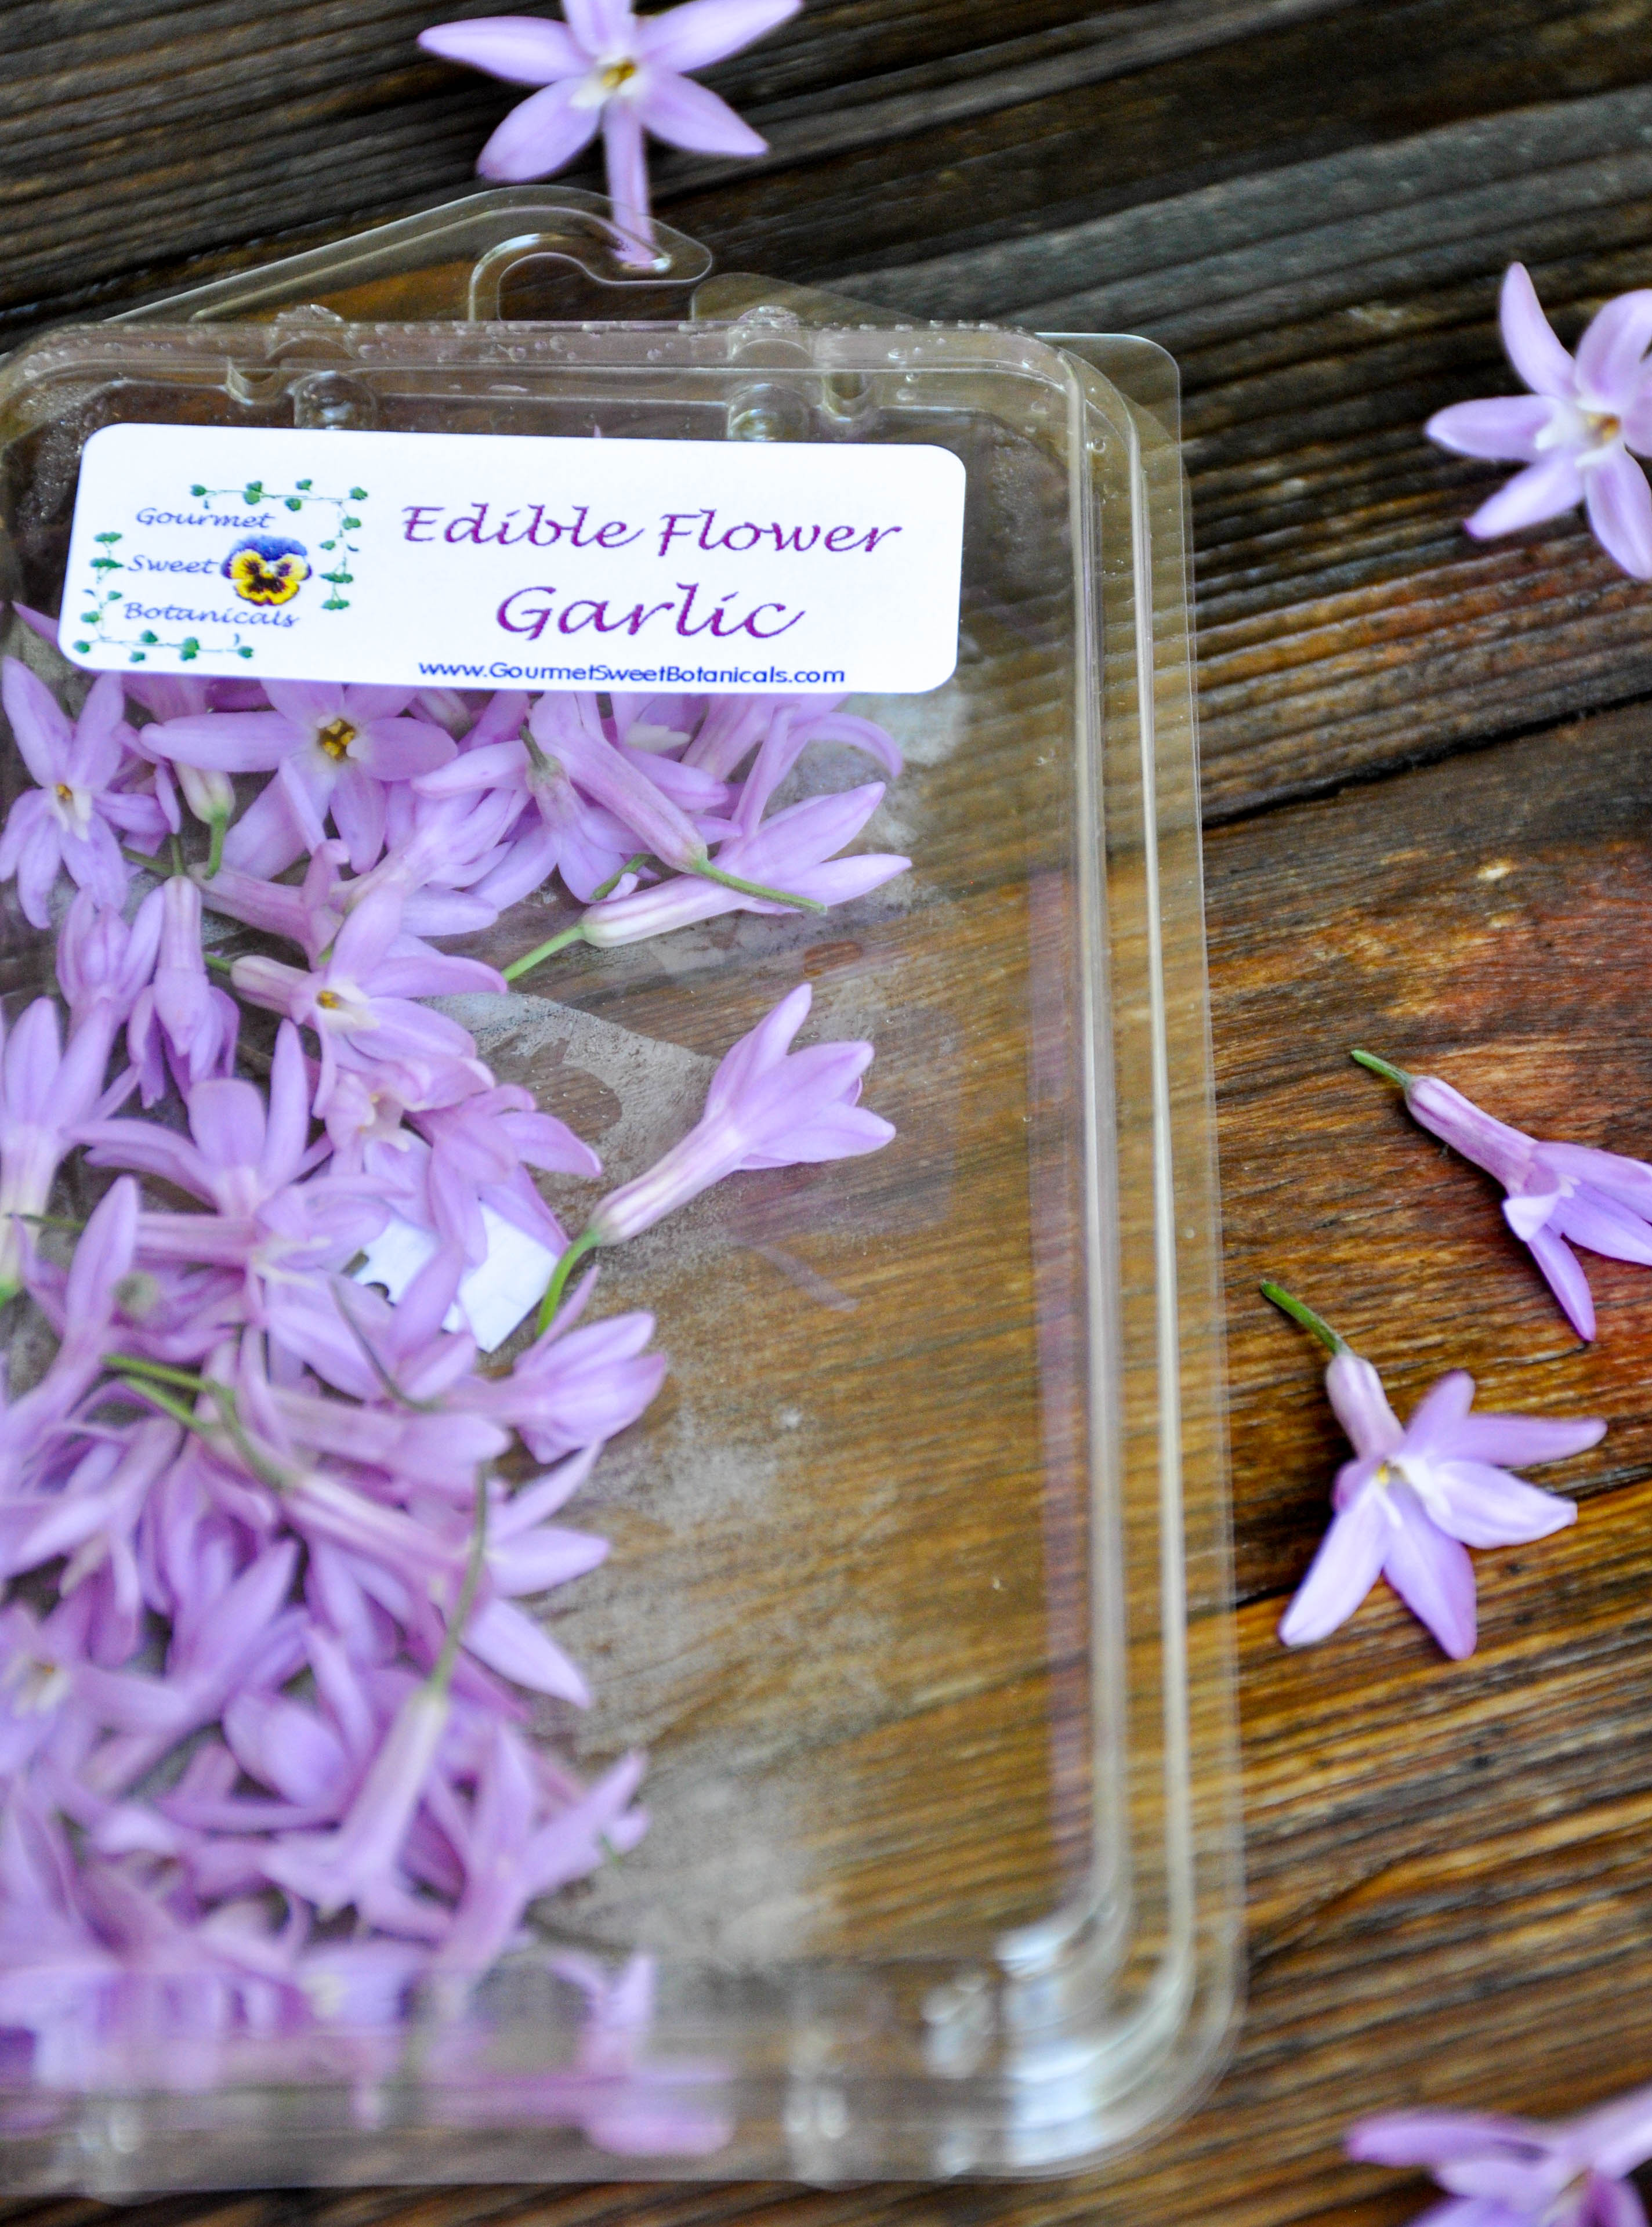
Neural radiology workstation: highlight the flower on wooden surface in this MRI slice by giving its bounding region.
[418,0,800,260]
[1262,1283,1603,1659]
[1428,262,1652,577]
[1348,2085,1652,2227]
[1353,1049,1652,1342]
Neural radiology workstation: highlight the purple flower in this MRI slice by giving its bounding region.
[574,781,908,951]
[230,888,503,1117]
[1426,264,1652,577]
[365,1085,599,1268]
[0,1177,139,1473]
[150,684,456,875]
[459,1303,668,1466]
[1264,1284,1604,1659]
[418,0,799,260]
[1353,1049,1652,1341]
[85,1023,387,1303]
[127,875,240,1106]
[1348,2085,1652,2227]
[260,1677,452,1923]
[0,662,166,928]
[591,980,893,1244]
[434,1729,646,1975]
[0,997,129,1302]
[730,701,901,832]
[55,888,163,1040]
[527,693,711,870]
[420,718,643,907]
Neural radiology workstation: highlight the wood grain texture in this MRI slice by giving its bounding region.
[12,0,1652,2221]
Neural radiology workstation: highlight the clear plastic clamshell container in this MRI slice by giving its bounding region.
[0,188,1239,2186]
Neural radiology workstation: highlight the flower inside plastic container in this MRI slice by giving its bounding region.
[0,194,1235,2188]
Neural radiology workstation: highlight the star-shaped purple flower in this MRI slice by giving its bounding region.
[1427,263,1652,577]
[1265,1284,1604,1659]
[419,0,800,259]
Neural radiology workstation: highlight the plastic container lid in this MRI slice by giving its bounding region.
[0,187,1239,2187]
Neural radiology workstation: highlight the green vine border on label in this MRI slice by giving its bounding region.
[70,477,370,667]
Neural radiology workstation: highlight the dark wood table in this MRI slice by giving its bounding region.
[12,0,1652,2220]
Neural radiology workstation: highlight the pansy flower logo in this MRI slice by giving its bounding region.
[223,535,310,606]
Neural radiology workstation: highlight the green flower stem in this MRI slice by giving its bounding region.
[534,1227,602,1337]
[105,1355,291,1488]
[112,1377,209,1438]
[502,924,588,982]
[205,814,227,880]
[17,1212,86,1232]
[590,854,652,903]
[1350,1048,1414,1089]
[692,860,827,914]
[203,951,235,977]
[103,1353,213,1395]
[1259,1281,1350,1356]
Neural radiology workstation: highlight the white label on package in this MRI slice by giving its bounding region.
[60,422,966,695]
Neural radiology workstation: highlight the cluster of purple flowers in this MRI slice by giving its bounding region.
[0,641,903,2128]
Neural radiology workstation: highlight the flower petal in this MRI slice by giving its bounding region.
[1584,2174,1649,2227]
[218,778,310,880]
[67,675,130,792]
[1584,448,1652,578]
[1575,289,1652,412]
[1400,1368,1475,1454]
[1554,1181,1652,1265]
[463,1596,590,1704]
[1277,1490,1389,1647]
[1382,1493,1476,1658]
[148,711,295,772]
[563,0,632,51]
[1445,1411,1606,1467]
[1430,1458,1577,1547]
[418,15,588,81]
[330,763,387,874]
[1324,1349,1404,1459]
[1499,263,1575,400]
[1504,1187,1562,1241]
[476,79,602,180]
[1346,2110,1545,2169]
[349,718,457,781]
[1524,1224,1596,1340]
[1426,396,1556,462]
[635,68,767,154]
[1465,454,1583,538]
[1,658,73,787]
[636,0,798,69]
[13,811,61,929]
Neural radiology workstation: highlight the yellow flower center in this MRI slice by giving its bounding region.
[3,1656,69,1714]
[54,783,73,804]
[316,989,343,1009]
[317,718,357,759]
[599,57,637,90]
